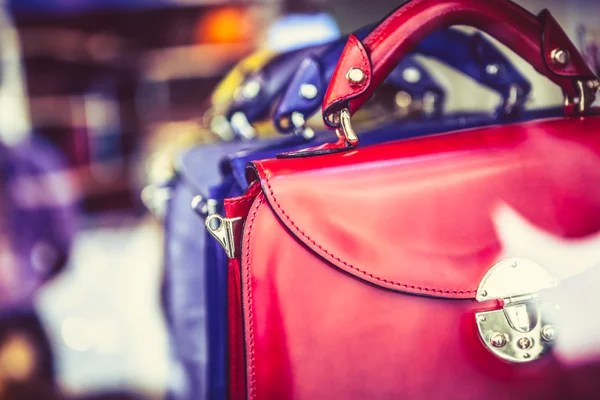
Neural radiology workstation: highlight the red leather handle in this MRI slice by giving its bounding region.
[323,0,598,125]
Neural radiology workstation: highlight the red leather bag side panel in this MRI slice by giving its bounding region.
[224,183,262,400]
[243,195,576,399]
[227,258,245,400]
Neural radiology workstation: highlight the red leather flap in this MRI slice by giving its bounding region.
[250,117,600,299]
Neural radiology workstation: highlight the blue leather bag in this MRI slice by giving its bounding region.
[163,26,533,400]
[225,23,448,139]
[274,26,531,134]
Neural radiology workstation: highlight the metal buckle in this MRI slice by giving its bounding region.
[475,258,559,363]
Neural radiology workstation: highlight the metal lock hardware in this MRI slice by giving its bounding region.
[475,258,559,363]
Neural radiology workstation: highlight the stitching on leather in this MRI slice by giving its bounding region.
[262,175,476,295]
[244,194,264,399]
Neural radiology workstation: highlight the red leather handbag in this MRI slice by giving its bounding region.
[207,0,600,398]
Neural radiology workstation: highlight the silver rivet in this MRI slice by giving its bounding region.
[551,48,570,67]
[395,91,412,108]
[299,83,318,100]
[486,63,500,75]
[490,333,507,348]
[541,325,556,342]
[517,337,533,350]
[480,290,488,297]
[191,195,208,216]
[241,80,261,99]
[290,112,306,129]
[402,67,421,83]
[301,127,315,140]
[346,67,366,86]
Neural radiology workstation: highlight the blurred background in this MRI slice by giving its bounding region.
[0,0,597,399]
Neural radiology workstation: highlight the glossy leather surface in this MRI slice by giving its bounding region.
[200,109,561,398]
[276,26,530,132]
[182,109,560,398]
[237,115,600,399]
[323,1,596,121]
[229,107,561,185]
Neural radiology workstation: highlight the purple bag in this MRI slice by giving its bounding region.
[0,138,77,306]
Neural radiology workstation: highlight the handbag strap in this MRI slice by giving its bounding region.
[322,0,599,146]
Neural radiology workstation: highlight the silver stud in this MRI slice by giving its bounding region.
[191,195,208,216]
[551,48,570,67]
[541,325,556,342]
[490,333,507,348]
[517,337,533,350]
[402,67,421,83]
[299,83,318,100]
[486,63,500,75]
[241,80,261,99]
[395,91,412,108]
[290,112,305,129]
[346,67,366,86]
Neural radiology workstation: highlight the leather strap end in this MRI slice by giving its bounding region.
[322,34,372,128]
[540,9,596,81]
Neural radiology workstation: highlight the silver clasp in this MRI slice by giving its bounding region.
[475,258,559,363]
[333,108,359,147]
[205,214,242,259]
